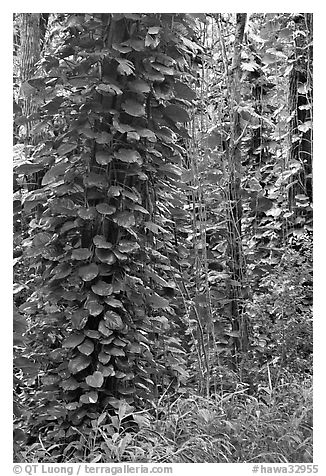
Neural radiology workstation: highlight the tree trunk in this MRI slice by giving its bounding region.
[16,13,42,143]
[227,13,249,356]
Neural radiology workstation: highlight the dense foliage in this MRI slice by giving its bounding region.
[13,13,313,463]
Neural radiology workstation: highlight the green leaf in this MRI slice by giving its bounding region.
[164,104,190,123]
[15,163,44,175]
[262,52,277,65]
[127,131,140,141]
[136,128,156,142]
[112,43,132,53]
[98,320,114,337]
[114,148,143,165]
[121,188,141,202]
[77,207,98,220]
[71,309,89,330]
[122,99,145,117]
[117,58,135,76]
[173,80,196,101]
[52,263,72,279]
[57,142,77,156]
[99,351,112,364]
[118,241,140,253]
[93,235,112,249]
[112,118,134,133]
[132,204,149,214]
[108,346,125,357]
[96,248,117,264]
[98,364,115,376]
[144,221,166,234]
[62,333,85,349]
[78,263,99,281]
[84,295,104,316]
[62,377,80,391]
[78,339,94,356]
[96,203,116,215]
[104,311,124,330]
[80,391,98,404]
[72,248,92,260]
[148,26,160,34]
[96,132,112,144]
[91,280,113,296]
[128,79,150,94]
[96,83,123,95]
[105,297,124,308]
[42,162,70,185]
[84,172,108,189]
[86,371,104,388]
[113,211,135,228]
[96,151,113,165]
[147,293,170,309]
[68,353,92,374]
[108,185,122,197]
[152,63,174,75]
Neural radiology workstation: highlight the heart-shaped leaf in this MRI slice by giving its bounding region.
[62,333,85,349]
[96,248,117,264]
[86,371,104,388]
[71,309,89,330]
[68,353,92,374]
[104,311,124,330]
[98,351,112,364]
[91,280,113,296]
[78,339,95,356]
[78,263,99,281]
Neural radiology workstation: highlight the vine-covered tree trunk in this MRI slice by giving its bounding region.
[288,14,313,209]
[227,13,249,356]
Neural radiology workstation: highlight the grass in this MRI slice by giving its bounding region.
[15,377,312,463]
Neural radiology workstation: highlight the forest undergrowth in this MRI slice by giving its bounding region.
[15,379,312,463]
